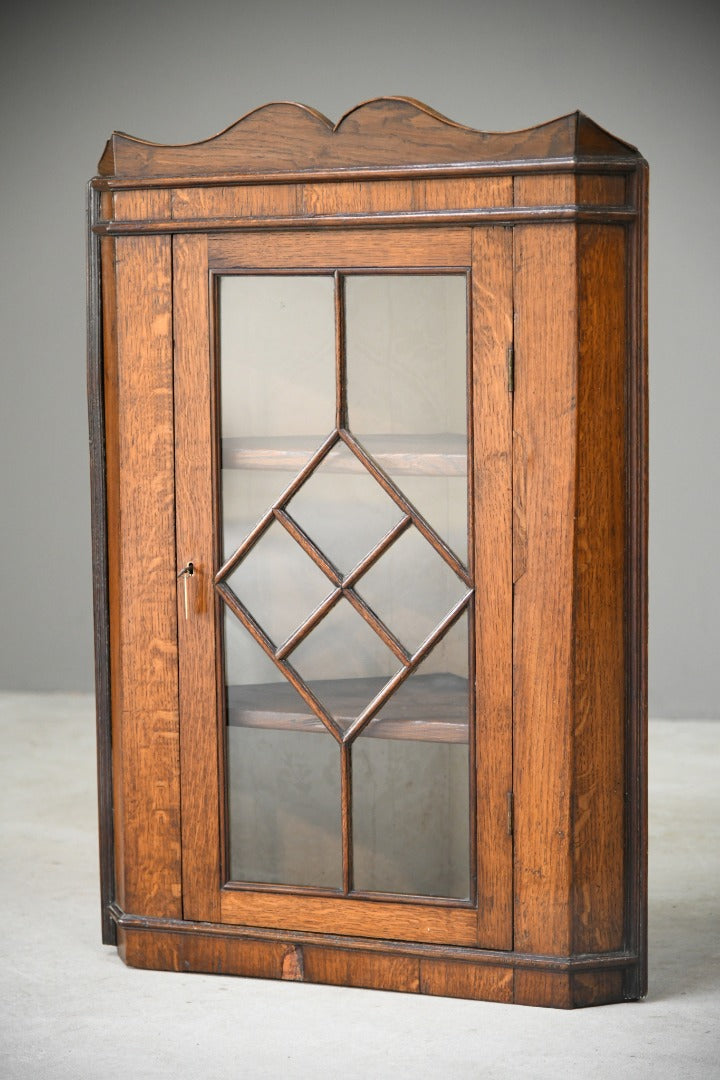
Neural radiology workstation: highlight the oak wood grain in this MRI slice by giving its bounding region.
[414,177,512,210]
[172,184,300,220]
[303,179,415,215]
[515,174,626,208]
[514,970,572,1008]
[119,926,289,979]
[303,947,419,992]
[571,225,627,953]
[420,958,513,1002]
[108,191,182,917]
[512,219,577,957]
[173,233,222,922]
[113,190,172,222]
[98,100,641,180]
[209,227,471,269]
[514,174,576,206]
[571,970,624,1007]
[576,174,626,205]
[118,917,634,1005]
[471,227,513,950]
[219,889,477,946]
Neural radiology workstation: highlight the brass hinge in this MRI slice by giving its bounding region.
[507,790,514,836]
[507,344,515,393]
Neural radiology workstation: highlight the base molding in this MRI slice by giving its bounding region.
[111,906,641,1009]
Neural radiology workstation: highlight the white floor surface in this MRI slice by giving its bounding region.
[0,694,718,1079]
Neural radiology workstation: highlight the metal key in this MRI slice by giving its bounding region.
[177,562,194,620]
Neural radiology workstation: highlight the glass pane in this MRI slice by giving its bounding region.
[219,275,335,558]
[346,274,468,563]
[352,613,470,898]
[286,442,404,574]
[289,598,400,733]
[355,526,467,655]
[225,520,334,648]
[224,609,342,888]
[394,474,468,571]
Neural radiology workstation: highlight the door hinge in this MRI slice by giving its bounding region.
[507,790,514,836]
[507,344,515,393]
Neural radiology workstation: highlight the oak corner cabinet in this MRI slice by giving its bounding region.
[87,98,648,1009]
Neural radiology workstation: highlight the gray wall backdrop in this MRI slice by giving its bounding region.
[1,0,718,716]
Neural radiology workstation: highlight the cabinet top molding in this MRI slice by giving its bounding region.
[97,97,642,181]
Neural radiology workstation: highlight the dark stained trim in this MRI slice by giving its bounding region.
[86,183,116,946]
[92,156,639,192]
[94,205,637,237]
[109,903,642,977]
[623,162,649,1001]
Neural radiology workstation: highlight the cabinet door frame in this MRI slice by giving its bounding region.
[174,226,513,949]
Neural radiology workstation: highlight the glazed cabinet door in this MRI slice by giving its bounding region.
[174,227,512,948]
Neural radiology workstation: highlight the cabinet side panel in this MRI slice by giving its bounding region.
[573,225,627,953]
[471,227,513,949]
[513,222,577,957]
[112,220,182,917]
[173,234,222,923]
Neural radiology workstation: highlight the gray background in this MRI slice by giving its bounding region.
[1,0,718,716]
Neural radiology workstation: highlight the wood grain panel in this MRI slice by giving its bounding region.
[514,970,572,1008]
[415,177,512,210]
[172,185,300,220]
[420,959,513,1002]
[571,970,624,1007]
[302,180,414,214]
[114,189,172,221]
[512,220,577,956]
[220,890,477,946]
[514,175,575,206]
[303,947,419,991]
[471,227,513,949]
[572,225,627,953]
[173,234,222,922]
[209,228,471,269]
[576,175,626,205]
[110,216,182,917]
[99,101,640,179]
[515,175,626,208]
[119,927,288,978]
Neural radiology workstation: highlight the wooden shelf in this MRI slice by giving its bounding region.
[222,434,466,477]
[227,672,468,743]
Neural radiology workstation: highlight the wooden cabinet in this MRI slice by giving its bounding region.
[87,98,647,1008]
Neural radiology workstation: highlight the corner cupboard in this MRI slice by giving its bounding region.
[88,99,647,1008]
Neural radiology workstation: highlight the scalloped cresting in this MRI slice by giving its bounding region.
[98,97,640,179]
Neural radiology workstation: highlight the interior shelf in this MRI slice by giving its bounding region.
[222,434,467,477]
[227,672,469,743]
